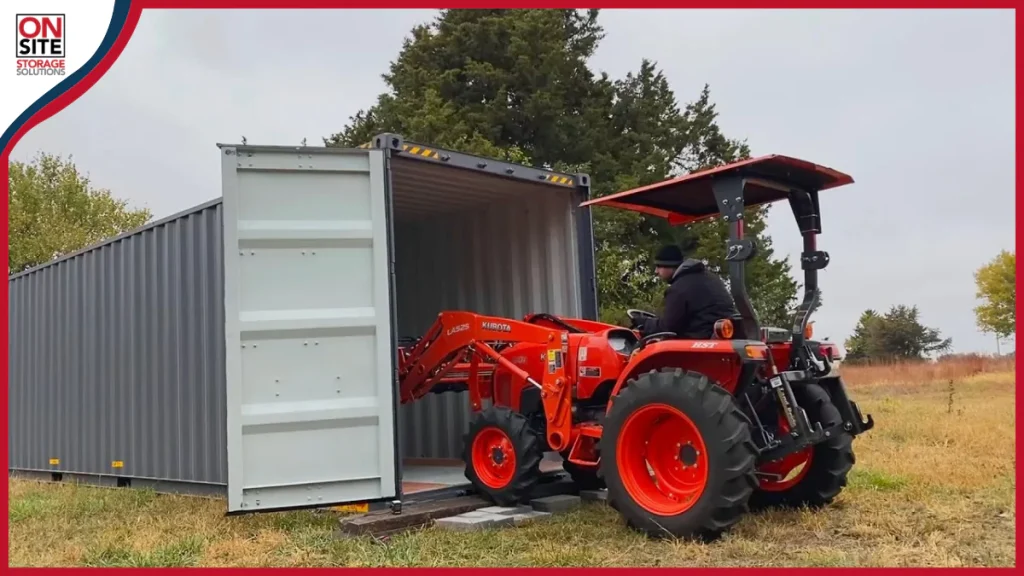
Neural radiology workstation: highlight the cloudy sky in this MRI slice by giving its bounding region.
[11,9,1015,354]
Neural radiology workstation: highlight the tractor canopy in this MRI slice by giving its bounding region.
[581,155,853,225]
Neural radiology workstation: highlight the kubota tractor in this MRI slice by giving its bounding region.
[396,155,874,540]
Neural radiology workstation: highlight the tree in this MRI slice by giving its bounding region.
[8,152,151,274]
[844,305,952,363]
[324,9,801,325]
[973,250,1015,340]
[588,81,801,327]
[325,9,603,165]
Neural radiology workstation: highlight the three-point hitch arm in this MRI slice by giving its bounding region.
[397,311,576,452]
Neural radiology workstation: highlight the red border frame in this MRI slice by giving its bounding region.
[1,1,1020,572]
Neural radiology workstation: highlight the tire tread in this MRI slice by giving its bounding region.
[600,368,758,541]
[462,406,543,506]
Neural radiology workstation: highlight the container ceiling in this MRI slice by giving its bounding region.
[390,156,574,223]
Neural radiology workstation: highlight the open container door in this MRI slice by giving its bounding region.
[220,144,399,513]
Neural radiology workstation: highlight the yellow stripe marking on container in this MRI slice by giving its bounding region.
[546,174,573,186]
[111,460,124,468]
[330,503,369,513]
[49,458,59,465]
[400,144,439,159]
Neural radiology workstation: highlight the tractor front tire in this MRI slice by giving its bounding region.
[600,369,758,541]
[749,383,855,510]
[462,406,543,506]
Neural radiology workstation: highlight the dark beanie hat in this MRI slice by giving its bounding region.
[654,244,684,268]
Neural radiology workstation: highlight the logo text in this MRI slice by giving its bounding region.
[481,321,512,333]
[16,14,66,76]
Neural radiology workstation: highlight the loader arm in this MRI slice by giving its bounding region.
[397,311,575,452]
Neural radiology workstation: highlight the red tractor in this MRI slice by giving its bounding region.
[396,155,874,540]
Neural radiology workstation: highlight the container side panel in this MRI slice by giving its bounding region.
[221,147,397,512]
[7,203,227,485]
[393,190,580,459]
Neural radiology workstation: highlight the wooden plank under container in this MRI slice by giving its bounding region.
[337,496,492,538]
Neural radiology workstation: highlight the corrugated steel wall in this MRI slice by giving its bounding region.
[394,191,581,459]
[7,183,583,484]
[8,201,228,485]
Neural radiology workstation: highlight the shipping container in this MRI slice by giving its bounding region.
[8,133,597,512]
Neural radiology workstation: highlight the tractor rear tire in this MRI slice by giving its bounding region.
[462,406,543,506]
[749,383,855,510]
[599,368,758,541]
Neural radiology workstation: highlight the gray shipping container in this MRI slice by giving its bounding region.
[8,134,597,511]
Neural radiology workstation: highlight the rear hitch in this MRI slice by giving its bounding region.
[770,373,825,444]
[756,421,840,463]
[849,400,875,434]
[752,372,828,464]
[744,393,782,453]
[819,376,875,436]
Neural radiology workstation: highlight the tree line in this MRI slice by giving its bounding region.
[7,10,1013,363]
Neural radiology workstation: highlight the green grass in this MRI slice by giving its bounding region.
[848,469,910,493]
[81,535,205,568]
[8,370,1016,567]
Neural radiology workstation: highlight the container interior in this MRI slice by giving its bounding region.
[389,155,583,476]
[401,456,566,496]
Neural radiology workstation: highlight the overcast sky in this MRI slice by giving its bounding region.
[11,9,1015,354]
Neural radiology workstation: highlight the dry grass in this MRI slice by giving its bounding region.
[8,359,1016,567]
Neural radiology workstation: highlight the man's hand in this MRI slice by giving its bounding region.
[626,309,657,331]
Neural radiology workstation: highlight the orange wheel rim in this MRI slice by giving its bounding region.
[471,426,517,489]
[615,403,709,516]
[758,413,813,491]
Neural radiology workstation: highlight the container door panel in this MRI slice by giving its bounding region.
[220,146,397,512]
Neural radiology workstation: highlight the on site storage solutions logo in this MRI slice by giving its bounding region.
[15,13,66,76]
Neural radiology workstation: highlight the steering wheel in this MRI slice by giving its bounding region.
[626,309,657,330]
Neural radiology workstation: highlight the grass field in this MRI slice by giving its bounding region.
[8,358,1017,567]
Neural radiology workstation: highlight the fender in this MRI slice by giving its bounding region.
[606,338,769,411]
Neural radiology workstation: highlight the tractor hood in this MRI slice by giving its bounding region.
[581,155,854,226]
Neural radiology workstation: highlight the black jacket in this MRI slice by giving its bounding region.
[638,259,740,339]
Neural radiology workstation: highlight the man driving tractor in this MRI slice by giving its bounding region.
[631,244,740,339]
